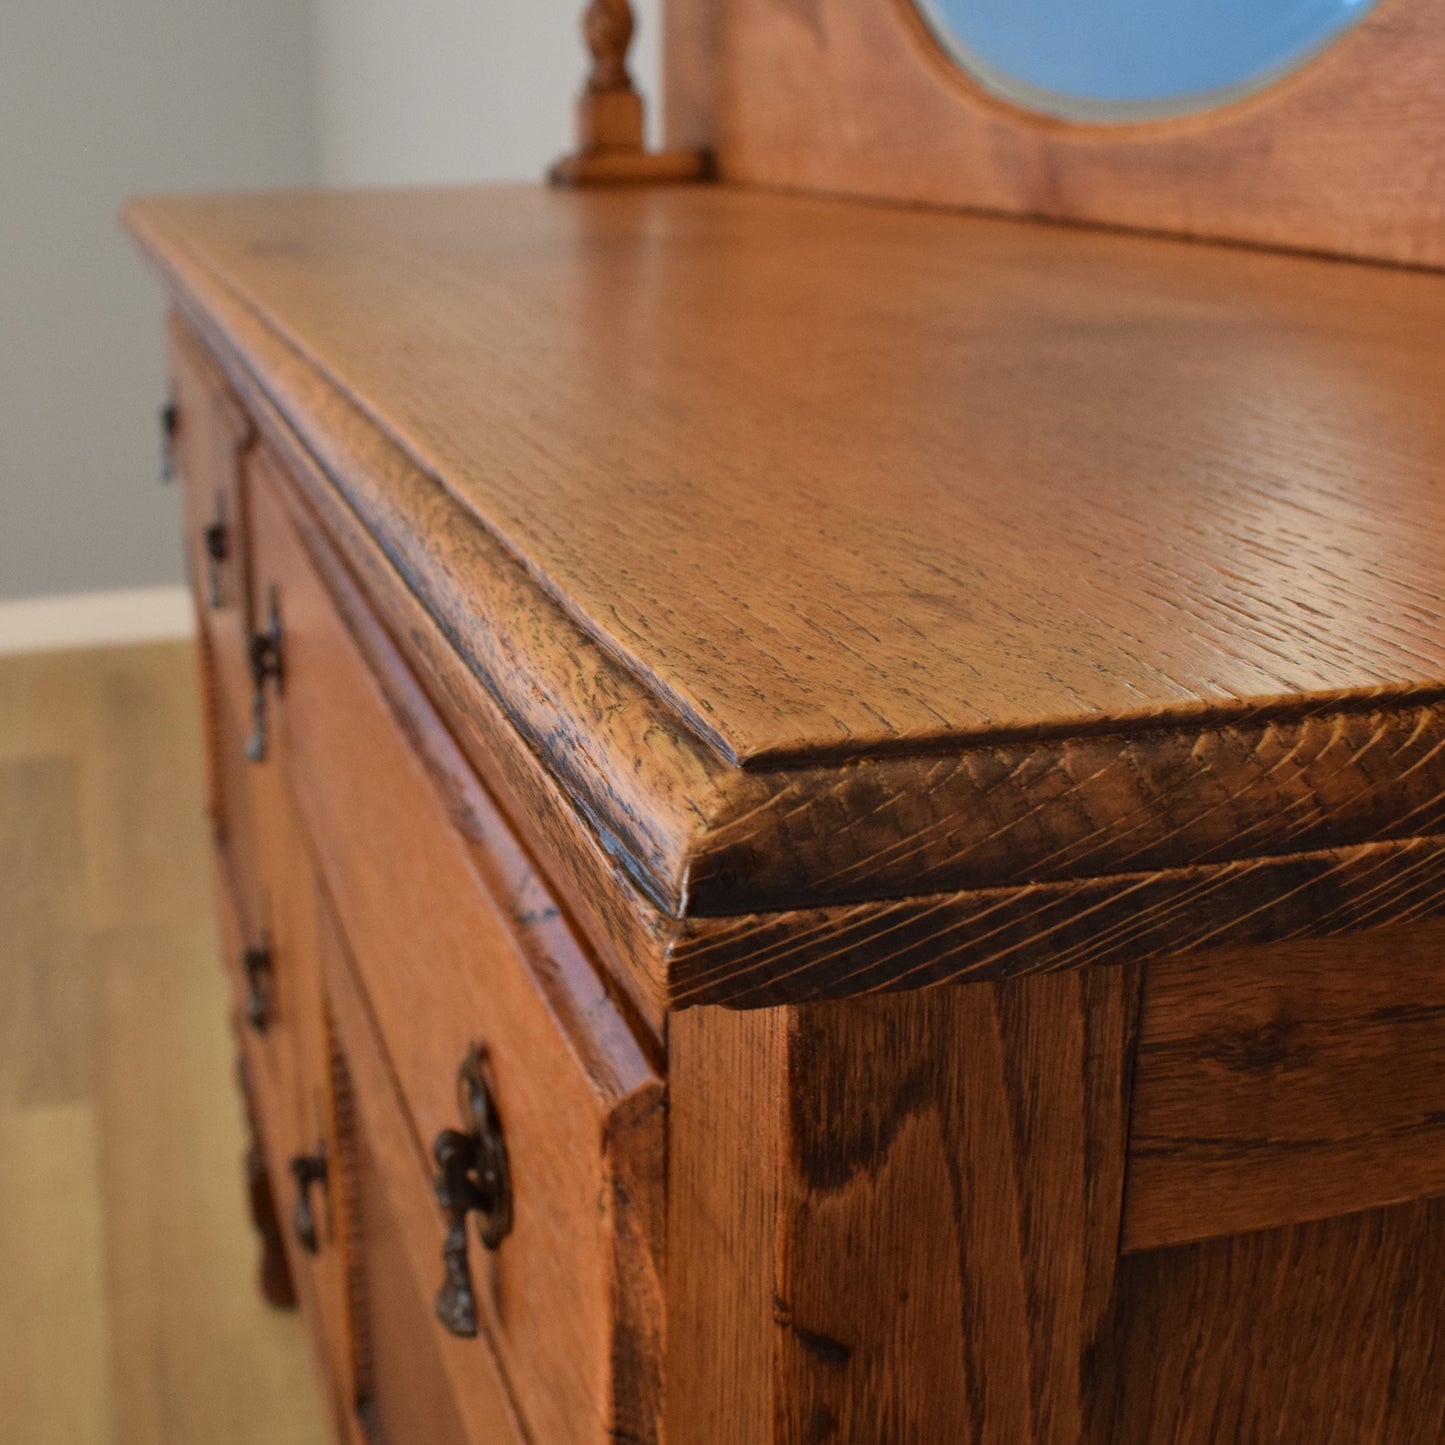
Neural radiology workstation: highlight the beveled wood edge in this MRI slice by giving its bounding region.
[255,438,670,1071]
[128,199,709,1023]
[124,199,728,903]
[251,395,673,1040]
[667,831,1445,1008]
[125,195,1445,1012]
[690,698,1445,915]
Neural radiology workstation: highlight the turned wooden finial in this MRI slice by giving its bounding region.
[584,0,636,94]
[550,0,709,187]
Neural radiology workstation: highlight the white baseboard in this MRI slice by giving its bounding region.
[0,586,195,656]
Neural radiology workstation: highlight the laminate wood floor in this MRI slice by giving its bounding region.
[0,639,328,1445]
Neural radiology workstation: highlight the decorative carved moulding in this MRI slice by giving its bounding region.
[551,0,710,186]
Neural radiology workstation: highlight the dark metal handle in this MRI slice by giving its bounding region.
[203,503,228,610]
[242,945,271,1033]
[159,400,179,482]
[245,590,283,763]
[432,1046,512,1338]
[290,1149,327,1255]
[434,1130,482,1338]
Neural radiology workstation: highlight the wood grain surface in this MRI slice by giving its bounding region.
[129,187,1445,761]
[668,969,1141,1443]
[127,186,1445,1008]
[668,830,1445,1006]
[321,889,530,1445]
[670,0,1445,270]
[666,1004,784,1445]
[1096,1195,1445,1443]
[129,179,1445,1442]
[1124,921,1445,1251]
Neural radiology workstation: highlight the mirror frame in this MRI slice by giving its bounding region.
[664,0,1445,269]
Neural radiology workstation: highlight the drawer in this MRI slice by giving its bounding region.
[244,441,665,1445]
[218,759,361,1439]
[196,619,264,926]
[168,315,256,721]
[176,321,266,936]
[214,735,308,1160]
[214,844,289,1117]
[321,892,526,1445]
[210,634,268,934]
[217,860,296,1277]
[264,779,359,1441]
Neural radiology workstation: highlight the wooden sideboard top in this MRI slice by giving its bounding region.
[127,184,1445,1012]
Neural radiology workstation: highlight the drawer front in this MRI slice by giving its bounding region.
[256,770,357,1429]
[244,441,665,1445]
[175,320,266,936]
[211,638,268,935]
[168,315,255,721]
[321,897,526,1445]
[215,841,295,1169]
[221,728,304,1179]
[219,754,362,1440]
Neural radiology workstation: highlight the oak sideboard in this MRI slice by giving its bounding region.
[127,151,1445,1445]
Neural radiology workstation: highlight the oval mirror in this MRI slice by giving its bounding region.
[912,0,1379,122]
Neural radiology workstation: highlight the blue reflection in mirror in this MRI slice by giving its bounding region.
[913,0,1377,121]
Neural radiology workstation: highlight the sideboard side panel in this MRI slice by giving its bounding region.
[1124,920,1445,1252]
[668,968,1141,1443]
[1098,1196,1445,1443]
[667,1003,787,1443]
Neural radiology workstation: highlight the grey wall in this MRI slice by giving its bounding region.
[314,0,662,185]
[0,0,317,602]
[2,0,663,604]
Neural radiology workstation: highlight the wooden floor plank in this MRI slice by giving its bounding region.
[79,641,213,931]
[0,754,91,1108]
[95,919,327,1445]
[0,641,327,1445]
[0,1105,115,1445]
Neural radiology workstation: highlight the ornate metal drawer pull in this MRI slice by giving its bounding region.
[290,1147,327,1255]
[202,499,228,609]
[432,1045,512,1338]
[159,399,178,482]
[244,588,283,762]
[242,945,272,1033]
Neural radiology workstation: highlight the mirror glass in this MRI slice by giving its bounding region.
[913,0,1378,122]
